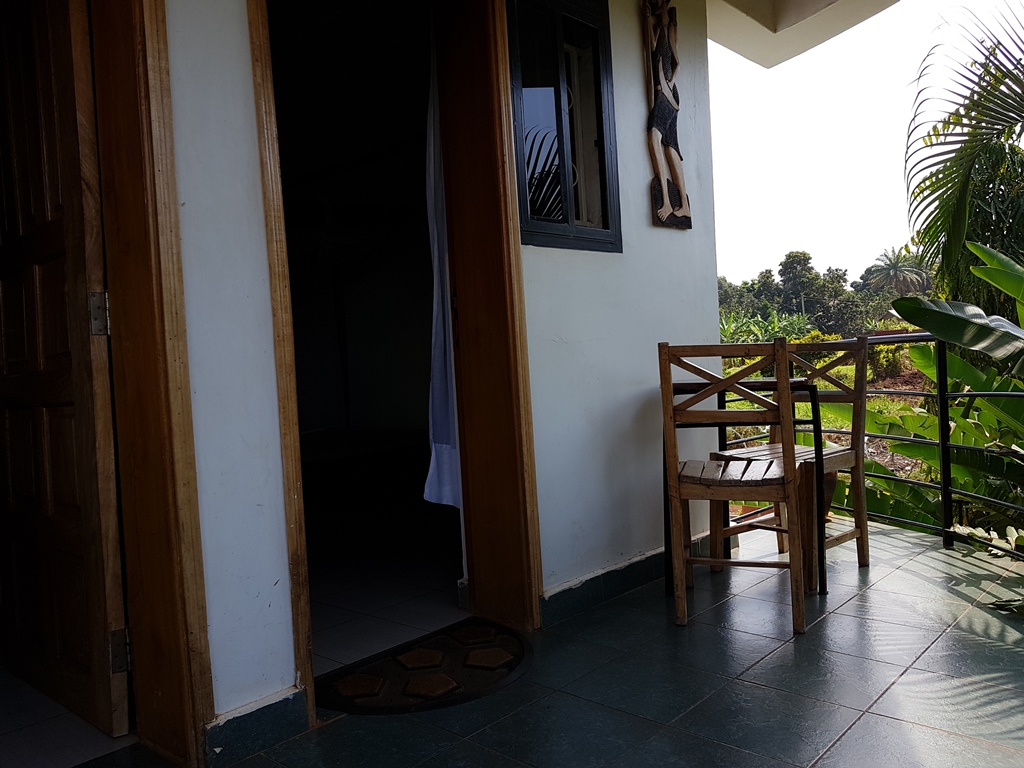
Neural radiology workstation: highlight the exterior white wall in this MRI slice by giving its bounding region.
[524,0,720,592]
[164,0,296,715]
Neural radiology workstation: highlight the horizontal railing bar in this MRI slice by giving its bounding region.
[867,389,936,398]
[946,487,1024,513]
[864,472,941,491]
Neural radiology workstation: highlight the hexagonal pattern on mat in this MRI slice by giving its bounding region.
[315,617,530,715]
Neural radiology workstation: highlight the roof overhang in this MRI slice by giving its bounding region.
[707,0,900,67]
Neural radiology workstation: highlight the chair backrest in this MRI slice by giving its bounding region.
[658,338,799,483]
[785,335,869,447]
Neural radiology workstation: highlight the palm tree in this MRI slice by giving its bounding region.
[860,246,931,296]
[906,3,1024,316]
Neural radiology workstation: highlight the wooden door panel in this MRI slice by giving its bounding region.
[2,277,33,374]
[39,257,71,364]
[0,0,127,736]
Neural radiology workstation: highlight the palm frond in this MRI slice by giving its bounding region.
[907,5,1024,271]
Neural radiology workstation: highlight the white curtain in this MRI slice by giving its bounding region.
[424,34,463,509]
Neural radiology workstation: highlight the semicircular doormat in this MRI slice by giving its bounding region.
[315,617,532,715]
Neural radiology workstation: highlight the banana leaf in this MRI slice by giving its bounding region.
[967,242,1024,323]
[893,297,1024,374]
[909,345,1024,435]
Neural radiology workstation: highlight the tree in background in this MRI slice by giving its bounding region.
[906,5,1024,319]
[777,251,821,315]
[718,251,896,340]
[858,245,931,297]
[717,275,756,317]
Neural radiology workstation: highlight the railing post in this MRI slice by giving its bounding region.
[936,340,954,548]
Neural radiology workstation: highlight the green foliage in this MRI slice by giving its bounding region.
[718,309,814,344]
[869,344,907,380]
[906,6,1024,318]
[790,330,841,365]
[717,276,756,317]
[863,344,1024,531]
[858,245,931,297]
[720,252,890,340]
[893,243,1024,375]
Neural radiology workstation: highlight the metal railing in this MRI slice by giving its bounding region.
[820,331,1024,560]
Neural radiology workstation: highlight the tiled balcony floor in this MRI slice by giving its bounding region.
[59,524,1024,766]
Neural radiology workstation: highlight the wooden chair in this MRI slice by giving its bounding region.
[711,336,870,592]
[659,338,808,635]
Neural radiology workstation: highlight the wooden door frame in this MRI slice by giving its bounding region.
[432,0,543,630]
[86,0,542,761]
[248,0,542,632]
[89,1,212,763]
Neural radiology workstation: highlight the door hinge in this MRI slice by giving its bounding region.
[89,291,110,336]
[110,626,130,674]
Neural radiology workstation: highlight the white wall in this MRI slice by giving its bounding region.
[164,0,296,716]
[524,0,721,592]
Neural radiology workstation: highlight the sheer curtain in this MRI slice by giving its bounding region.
[424,35,463,510]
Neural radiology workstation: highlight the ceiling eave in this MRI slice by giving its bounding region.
[707,0,901,68]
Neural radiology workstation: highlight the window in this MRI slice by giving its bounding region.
[508,0,621,252]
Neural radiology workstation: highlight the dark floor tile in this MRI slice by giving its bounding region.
[869,552,1009,604]
[689,594,802,641]
[319,580,432,614]
[411,681,553,737]
[738,573,861,621]
[798,612,941,666]
[821,560,895,590]
[602,555,659,600]
[0,678,67,734]
[224,755,286,768]
[817,712,1024,768]
[545,602,675,652]
[0,712,136,768]
[736,571,852,604]
[264,714,460,768]
[833,589,969,632]
[541,579,605,627]
[564,651,727,723]
[522,632,624,689]
[312,616,426,666]
[740,641,903,710]
[72,743,177,768]
[412,740,531,768]
[635,621,784,678]
[687,566,776,598]
[606,728,794,768]
[871,667,1024,750]
[310,601,361,633]
[672,680,859,767]
[912,608,1024,691]
[469,691,663,768]
[604,580,672,613]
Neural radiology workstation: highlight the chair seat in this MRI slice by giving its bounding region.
[678,459,785,486]
[711,443,855,474]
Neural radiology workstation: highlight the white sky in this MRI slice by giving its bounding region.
[708,0,1011,284]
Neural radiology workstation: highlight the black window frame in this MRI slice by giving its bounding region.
[507,0,622,253]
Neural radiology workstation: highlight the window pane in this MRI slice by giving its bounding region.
[518,3,565,223]
[563,16,605,229]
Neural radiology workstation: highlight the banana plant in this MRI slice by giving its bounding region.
[894,243,1024,374]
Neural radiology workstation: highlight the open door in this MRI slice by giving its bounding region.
[0,0,128,735]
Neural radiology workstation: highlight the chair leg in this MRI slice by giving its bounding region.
[669,498,692,624]
[774,501,788,553]
[851,462,870,567]
[797,464,817,594]
[783,497,806,635]
[710,500,726,572]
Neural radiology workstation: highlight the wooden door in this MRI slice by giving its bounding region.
[0,0,128,736]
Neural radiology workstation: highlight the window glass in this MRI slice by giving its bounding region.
[519,3,564,223]
[509,0,620,252]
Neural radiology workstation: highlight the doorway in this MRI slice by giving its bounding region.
[266,2,469,678]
